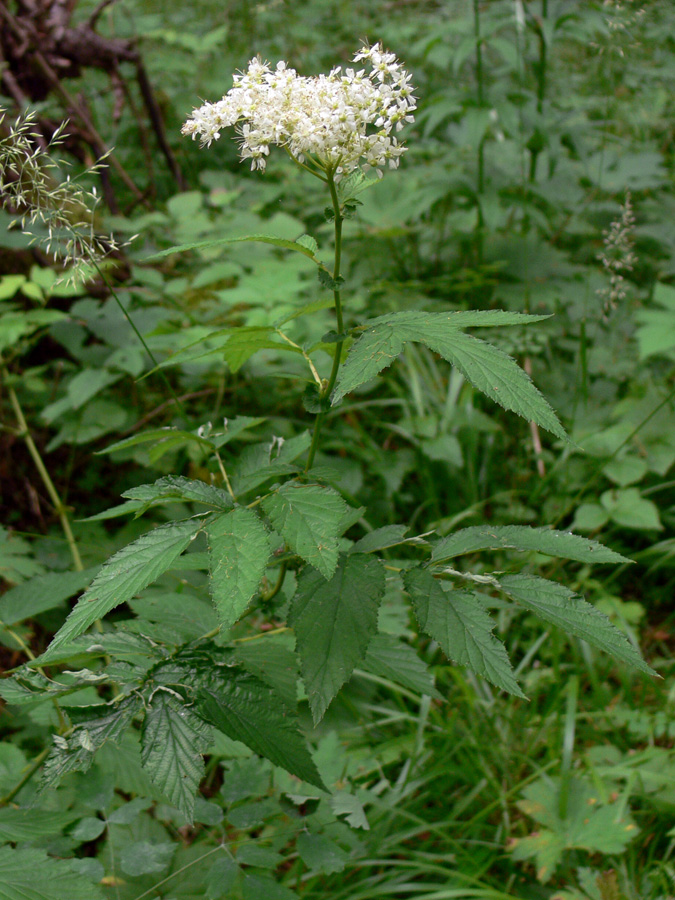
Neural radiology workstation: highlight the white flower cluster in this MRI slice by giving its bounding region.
[181,43,416,179]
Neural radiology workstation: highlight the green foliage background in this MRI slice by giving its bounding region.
[2,1,675,898]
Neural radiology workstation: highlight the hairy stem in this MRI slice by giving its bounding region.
[305,170,344,472]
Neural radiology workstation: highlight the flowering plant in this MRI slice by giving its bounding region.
[182,43,416,178]
[20,43,652,823]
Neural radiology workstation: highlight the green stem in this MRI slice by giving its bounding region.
[0,746,51,808]
[473,0,485,264]
[305,170,344,472]
[261,561,287,603]
[473,0,484,106]
[5,375,84,573]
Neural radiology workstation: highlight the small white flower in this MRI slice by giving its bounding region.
[182,43,416,179]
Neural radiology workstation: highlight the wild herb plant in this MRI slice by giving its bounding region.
[0,42,656,838]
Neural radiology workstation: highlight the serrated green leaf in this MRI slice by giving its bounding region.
[296,233,319,255]
[141,691,211,822]
[123,475,233,511]
[332,311,564,438]
[42,696,141,789]
[42,519,205,659]
[363,633,442,699]
[196,668,323,788]
[0,847,104,900]
[207,508,271,627]
[405,567,524,697]
[290,555,385,722]
[146,233,322,262]
[235,634,298,707]
[332,323,406,404]
[432,525,630,565]
[0,567,97,625]
[421,329,565,438]
[262,483,348,579]
[498,574,655,675]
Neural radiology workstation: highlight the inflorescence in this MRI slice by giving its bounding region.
[0,108,122,285]
[181,43,416,180]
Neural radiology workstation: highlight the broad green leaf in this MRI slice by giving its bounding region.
[511,776,639,883]
[296,832,347,874]
[207,508,271,627]
[123,475,233,511]
[363,633,442,699]
[70,817,106,842]
[0,567,97,625]
[262,483,349,579]
[120,841,176,876]
[432,525,630,565]
[242,871,298,900]
[498,574,655,675]
[0,309,66,354]
[235,635,299,706]
[0,809,80,843]
[146,232,322,262]
[405,567,524,697]
[141,691,211,822]
[0,847,104,900]
[332,311,564,439]
[130,590,218,641]
[600,487,663,531]
[330,792,369,830]
[290,555,385,722]
[42,519,204,659]
[197,668,323,788]
[206,858,240,898]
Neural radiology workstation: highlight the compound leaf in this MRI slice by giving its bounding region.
[405,567,524,697]
[207,508,271,627]
[498,574,655,676]
[290,554,385,722]
[42,518,204,659]
[332,311,564,439]
[262,483,348,579]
